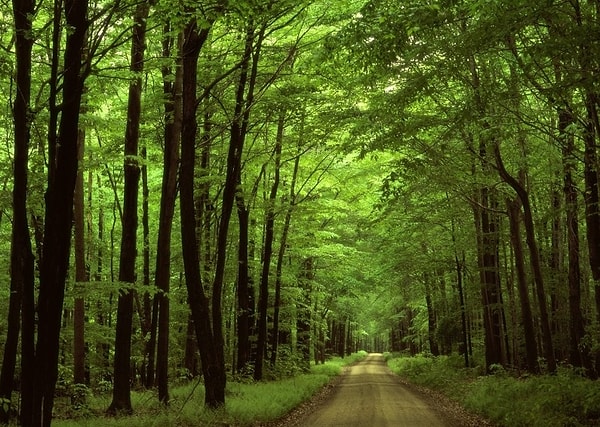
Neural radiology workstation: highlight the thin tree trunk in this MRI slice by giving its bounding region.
[108,0,150,414]
[423,274,439,356]
[270,148,300,366]
[154,27,183,404]
[73,126,88,389]
[256,111,284,371]
[560,108,595,376]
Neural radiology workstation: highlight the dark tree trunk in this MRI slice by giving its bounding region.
[506,199,539,373]
[29,0,88,423]
[297,258,313,372]
[183,315,199,378]
[493,143,557,373]
[468,52,506,371]
[0,0,35,422]
[108,0,149,414]
[140,143,151,386]
[216,22,263,380]
[572,0,600,375]
[180,18,225,408]
[257,111,284,370]
[154,26,183,404]
[236,203,252,373]
[423,274,439,356]
[270,150,300,366]
[73,126,88,389]
[475,187,505,371]
[560,108,595,376]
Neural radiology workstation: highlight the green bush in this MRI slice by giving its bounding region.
[386,354,600,427]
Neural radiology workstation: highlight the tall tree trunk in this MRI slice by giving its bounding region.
[493,143,557,373]
[108,0,150,414]
[474,186,505,370]
[0,0,35,422]
[256,111,284,375]
[73,126,88,389]
[154,27,183,404]
[506,198,539,373]
[140,142,151,387]
[467,52,506,371]
[236,202,252,373]
[561,108,595,376]
[297,258,313,372]
[270,146,301,365]
[180,18,225,408]
[572,0,600,374]
[30,0,88,423]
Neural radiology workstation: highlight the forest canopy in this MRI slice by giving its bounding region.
[1,0,600,425]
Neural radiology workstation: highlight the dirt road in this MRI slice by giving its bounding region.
[295,353,448,427]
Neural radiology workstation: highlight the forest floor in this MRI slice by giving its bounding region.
[262,353,495,427]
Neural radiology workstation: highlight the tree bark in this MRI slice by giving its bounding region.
[108,0,150,414]
[0,0,35,422]
[270,145,300,366]
[180,18,225,408]
[30,0,88,423]
[560,108,595,376]
[154,27,183,404]
[73,126,88,388]
[493,143,557,373]
[256,111,284,374]
[506,198,539,373]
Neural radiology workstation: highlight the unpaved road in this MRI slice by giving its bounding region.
[295,353,448,427]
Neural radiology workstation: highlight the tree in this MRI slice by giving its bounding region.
[108,0,151,414]
[27,0,89,423]
[0,0,35,422]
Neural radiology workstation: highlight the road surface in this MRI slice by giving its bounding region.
[296,353,448,427]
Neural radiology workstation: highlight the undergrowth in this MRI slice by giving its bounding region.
[385,353,600,427]
[52,351,368,427]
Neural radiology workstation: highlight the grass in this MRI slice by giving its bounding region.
[385,353,600,427]
[52,351,368,427]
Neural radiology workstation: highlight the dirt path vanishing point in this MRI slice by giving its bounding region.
[292,353,450,427]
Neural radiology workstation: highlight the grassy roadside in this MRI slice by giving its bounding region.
[52,351,368,427]
[385,353,600,427]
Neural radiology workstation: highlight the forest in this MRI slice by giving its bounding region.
[1,0,600,425]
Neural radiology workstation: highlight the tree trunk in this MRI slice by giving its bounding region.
[108,0,150,414]
[493,143,557,373]
[506,198,539,373]
[474,187,505,370]
[0,0,35,422]
[297,258,313,372]
[467,52,506,371]
[154,26,183,404]
[73,126,88,389]
[423,274,439,356]
[256,111,284,372]
[560,108,595,376]
[30,0,88,423]
[572,0,600,375]
[270,148,300,365]
[180,18,225,408]
[236,203,252,373]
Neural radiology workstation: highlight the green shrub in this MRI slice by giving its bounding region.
[386,354,600,427]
